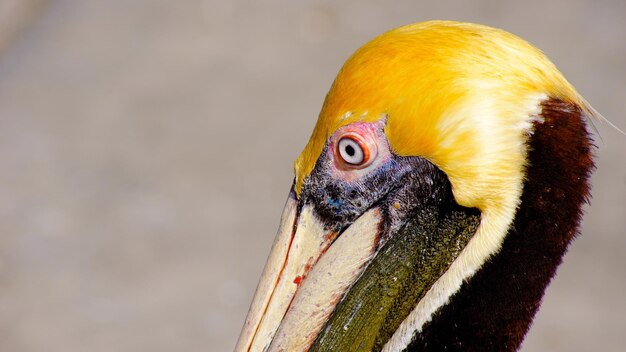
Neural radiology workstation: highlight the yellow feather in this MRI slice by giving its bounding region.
[295,20,586,215]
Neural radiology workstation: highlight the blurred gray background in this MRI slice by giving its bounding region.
[0,1,624,351]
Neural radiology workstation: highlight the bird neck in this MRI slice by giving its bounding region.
[406,98,595,351]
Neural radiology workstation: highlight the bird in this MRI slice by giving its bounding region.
[234,20,596,352]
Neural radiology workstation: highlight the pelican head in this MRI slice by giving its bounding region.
[236,20,595,352]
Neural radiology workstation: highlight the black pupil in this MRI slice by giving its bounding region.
[345,144,356,157]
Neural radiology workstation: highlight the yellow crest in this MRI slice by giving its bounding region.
[295,21,586,216]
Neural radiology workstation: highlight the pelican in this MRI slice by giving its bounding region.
[235,20,596,351]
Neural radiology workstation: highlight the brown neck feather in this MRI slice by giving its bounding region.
[405,98,595,351]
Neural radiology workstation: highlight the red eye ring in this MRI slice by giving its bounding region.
[335,133,372,168]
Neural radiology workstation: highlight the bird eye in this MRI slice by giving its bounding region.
[337,137,368,166]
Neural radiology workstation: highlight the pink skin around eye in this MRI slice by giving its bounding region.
[326,119,392,183]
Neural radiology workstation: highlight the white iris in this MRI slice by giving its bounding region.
[338,137,364,165]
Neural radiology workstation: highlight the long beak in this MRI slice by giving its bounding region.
[235,190,384,352]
